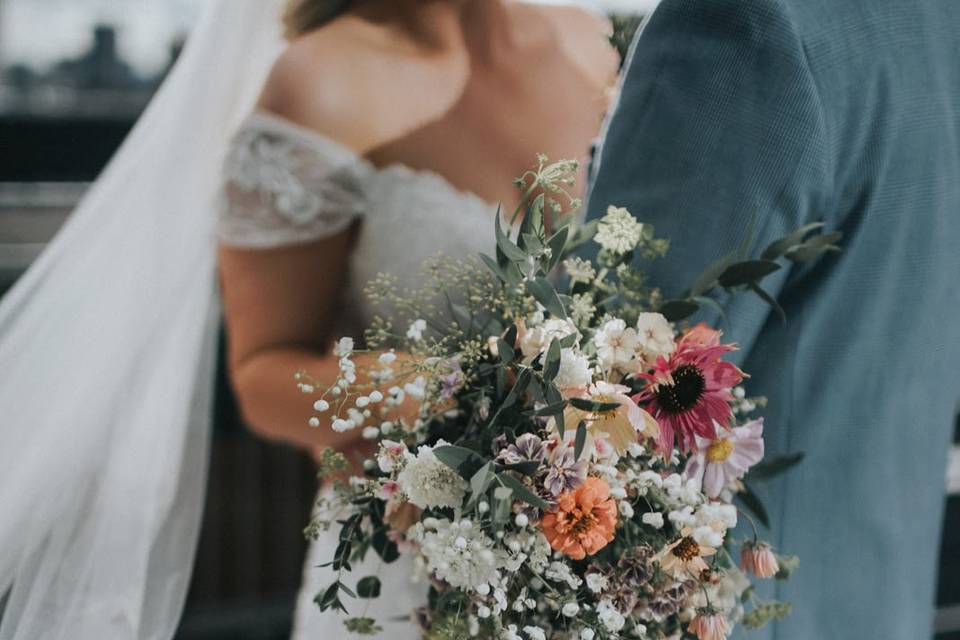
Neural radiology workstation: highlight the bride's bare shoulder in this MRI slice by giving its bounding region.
[523,3,621,90]
[256,17,454,152]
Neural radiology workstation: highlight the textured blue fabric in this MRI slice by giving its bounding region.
[587,0,960,638]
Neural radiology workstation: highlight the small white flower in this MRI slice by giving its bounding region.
[554,348,593,388]
[355,396,370,408]
[331,418,352,432]
[641,512,665,529]
[594,206,644,254]
[635,313,676,362]
[514,513,529,528]
[580,630,596,640]
[594,318,639,370]
[298,383,315,394]
[519,318,578,361]
[313,399,330,412]
[361,426,380,440]
[307,417,320,428]
[378,351,397,364]
[523,626,546,640]
[596,600,626,633]
[585,572,608,593]
[619,500,635,518]
[333,337,354,357]
[562,602,581,617]
[563,257,597,284]
[368,390,384,403]
[406,319,427,341]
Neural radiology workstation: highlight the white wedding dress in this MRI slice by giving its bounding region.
[216,111,499,639]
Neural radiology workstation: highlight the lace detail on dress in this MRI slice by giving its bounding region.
[216,115,370,248]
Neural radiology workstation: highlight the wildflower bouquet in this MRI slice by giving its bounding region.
[299,158,839,639]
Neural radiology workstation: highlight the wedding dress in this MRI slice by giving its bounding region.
[216,111,498,638]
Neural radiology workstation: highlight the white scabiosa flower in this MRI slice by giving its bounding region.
[593,318,639,370]
[554,348,593,389]
[396,439,468,509]
[635,312,676,363]
[594,206,644,254]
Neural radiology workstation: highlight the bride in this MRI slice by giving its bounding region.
[0,0,618,638]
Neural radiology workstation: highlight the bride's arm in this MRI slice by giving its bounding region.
[218,234,367,453]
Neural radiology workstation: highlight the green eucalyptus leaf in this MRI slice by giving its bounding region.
[525,277,567,318]
[690,251,737,297]
[568,397,621,413]
[468,462,496,508]
[496,460,542,476]
[747,452,805,482]
[573,420,588,461]
[501,368,532,409]
[659,299,701,322]
[783,232,843,262]
[497,473,548,510]
[749,282,786,323]
[738,481,770,528]
[495,209,528,262]
[761,222,825,260]
[433,445,489,480]
[479,253,510,283]
[543,338,562,381]
[497,337,516,364]
[717,260,782,288]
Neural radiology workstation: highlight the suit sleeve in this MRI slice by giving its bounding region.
[587,0,834,360]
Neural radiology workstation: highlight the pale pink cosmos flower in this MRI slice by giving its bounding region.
[741,541,780,578]
[688,612,730,640]
[683,419,764,498]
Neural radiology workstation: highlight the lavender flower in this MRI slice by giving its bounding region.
[496,433,546,465]
[542,444,588,496]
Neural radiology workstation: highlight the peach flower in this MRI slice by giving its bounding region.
[688,612,730,640]
[540,476,617,560]
[658,528,716,577]
[741,541,780,578]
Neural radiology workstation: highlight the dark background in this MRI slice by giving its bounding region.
[0,9,957,640]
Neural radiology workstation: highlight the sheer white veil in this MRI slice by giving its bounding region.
[0,0,290,637]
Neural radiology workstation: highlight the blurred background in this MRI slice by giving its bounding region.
[0,0,956,638]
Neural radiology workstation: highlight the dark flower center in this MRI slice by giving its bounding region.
[671,536,701,561]
[655,364,706,414]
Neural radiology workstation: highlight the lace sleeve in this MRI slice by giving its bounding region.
[216,119,369,249]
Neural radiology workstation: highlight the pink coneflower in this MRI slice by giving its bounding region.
[741,541,780,578]
[684,419,765,498]
[635,326,743,454]
[688,611,730,640]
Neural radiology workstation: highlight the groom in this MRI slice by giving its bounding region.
[588,0,960,638]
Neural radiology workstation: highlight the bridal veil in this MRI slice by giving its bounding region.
[0,0,291,637]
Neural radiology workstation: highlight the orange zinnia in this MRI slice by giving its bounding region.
[540,476,617,560]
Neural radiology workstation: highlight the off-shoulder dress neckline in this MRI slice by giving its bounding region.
[243,110,498,212]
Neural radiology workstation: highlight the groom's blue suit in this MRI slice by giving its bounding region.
[588,0,960,637]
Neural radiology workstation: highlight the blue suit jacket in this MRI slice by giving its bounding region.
[587,1,960,637]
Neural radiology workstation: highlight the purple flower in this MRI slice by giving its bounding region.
[439,360,464,400]
[496,433,546,465]
[542,443,588,496]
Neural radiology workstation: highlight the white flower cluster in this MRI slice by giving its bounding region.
[592,313,675,372]
[519,318,579,362]
[395,440,468,510]
[594,206,644,255]
[411,517,506,593]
